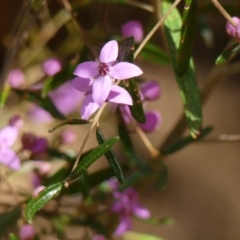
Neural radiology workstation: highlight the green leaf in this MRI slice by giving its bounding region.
[48,118,89,132]
[0,84,11,107]
[118,37,135,62]
[123,79,146,123]
[162,1,202,138]
[215,40,240,64]
[156,162,168,190]
[139,42,170,65]
[96,127,124,183]
[42,62,77,98]
[161,126,212,155]
[79,171,90,199]
[47,148,75,162]
[69,136,119,181]
[25,182,64,223]
[118,118,149,169]
[120,231,165,240]
[0,207,21,235]
[15,90,65,120]
[8,233,19,240]
[177,0,198,75]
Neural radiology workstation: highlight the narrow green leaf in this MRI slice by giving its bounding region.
[118,37,135,62]
[25,182,64,223]
[118,118,149,169]
[177,0,198,75]
[0,84,11,107]
[124,79,146,123]
[161,126,213,155]
[156,162,168,190]
[139,42,170,65]
[8,233,19,240]
[79,171,90,199]
[96,127,124,183]
[42,62,77,98]
[215,40,240,64]
[162,1,202,138]
[121,231,165,240]
[15,90,65,120]
[69,136,119,181]
[0,207,21,235]
[47,148,75,162]
[48,118,89,132]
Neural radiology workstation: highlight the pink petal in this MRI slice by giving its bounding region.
[132,203,151,219]
[71,77,93,92]
[0,126,18,148]
[140,80,161,101]
[42,58,62,76]
[99,40,118,63]
[0,148,21,170]
[73,61,99,78]
[81,94,99,120]
[28,104,53,123]
[33,185,45,197]
[108,85,133,105]
[226,17,240,37]
[60,129,77,144]
[121,20,144,43]
[31,138,48,154]
[93,234,106,240]
[19,224,35,240]
[110,62,143,80]
[138,111,162,132]
[7,68,25,88]
[114,215,132,236]
[119,105,133,124]
[93,75,112,106]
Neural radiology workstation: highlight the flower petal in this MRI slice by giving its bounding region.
[140,80,161,101]
[108,85,133,105]
[114,215,132,236]
[132,203,151,219]
[81,94,99,120]
[138,111,162,132]
[0,148,21,170]
[71,77,93,92]
[31,138,48,154]
[110,62,143,80]
[93,75,112,106]
[99,40,118,63]
[0,126,18,147]
[73,61,99,78]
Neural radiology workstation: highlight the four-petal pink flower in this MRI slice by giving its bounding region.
[73,40,143,106]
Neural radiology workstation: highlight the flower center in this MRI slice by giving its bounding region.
[98,62,109,76]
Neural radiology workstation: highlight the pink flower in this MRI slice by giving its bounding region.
[72,78,133,120]
[226,17,240,38]
[111,187,150,236]
[60,129,77,144]
[7,68,25,88]
[92,235,106,240]
[42,58,62,76]
[140,80,161,101]
[0,126,20,170]
[138,111,162,132]
[9,115,24,130]
[121,20,144,43]
[73,40,143,106]
[19,224,35,240]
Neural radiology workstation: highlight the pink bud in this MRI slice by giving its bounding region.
[19,224,35,240]
[121,20,144,43]
[60,129,77,144]
[33,161,51,175]
[138,111,162,132]
[226,16,240,37]
[33,185,45,197]
[42,58,62,76]
[140,80,161,101]
[9,115,24,129]
[7,68,25,88]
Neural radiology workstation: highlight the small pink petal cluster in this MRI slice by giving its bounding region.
[121,20,144,43]
[60,129,77,144]
[71,40,143,120]
[19,224,35,240]
[7,68,25,88]
[111,186,150,236]
[0,116,22,170]
[226,17,240,39]
[120,80,162,132]
[42,58,62,76]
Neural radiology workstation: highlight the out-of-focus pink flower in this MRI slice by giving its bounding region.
[140,80,161,101]
[19,224,35,240]
[7,68,25,88]
[42,58,62,76]
[33,185,45,196]
[111,187,150,236]
[138,111,162,132]
[92,235,106,240]
[226,17,240,38]
[0,126,20,170]
[60,129,77,144]
[22,133,48,155]
[28,104,53,123]
[121,20,144,43]
[9,115,24,130]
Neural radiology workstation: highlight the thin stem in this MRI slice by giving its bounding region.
[134,0,181,59]
[135,125,160,159]
[211,0,236,26]
[201,134,240,143]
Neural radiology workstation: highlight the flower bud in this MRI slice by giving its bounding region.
[226,16,240,37]
[9,115,24,129]
[121,20,144,43]
[60,129,77,144]
[42,58,62,76]
[138,111,162,132]
[7,68,25,88]
[19,224,35,240]
[140,80,161,101]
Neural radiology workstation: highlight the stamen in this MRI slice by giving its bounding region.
[98,63,109,76]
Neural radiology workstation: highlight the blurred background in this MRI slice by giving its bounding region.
[1,0,240,239]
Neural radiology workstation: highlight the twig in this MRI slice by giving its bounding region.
[134,0,181,59]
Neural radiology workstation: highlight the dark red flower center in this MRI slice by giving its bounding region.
[98,62,109,76]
